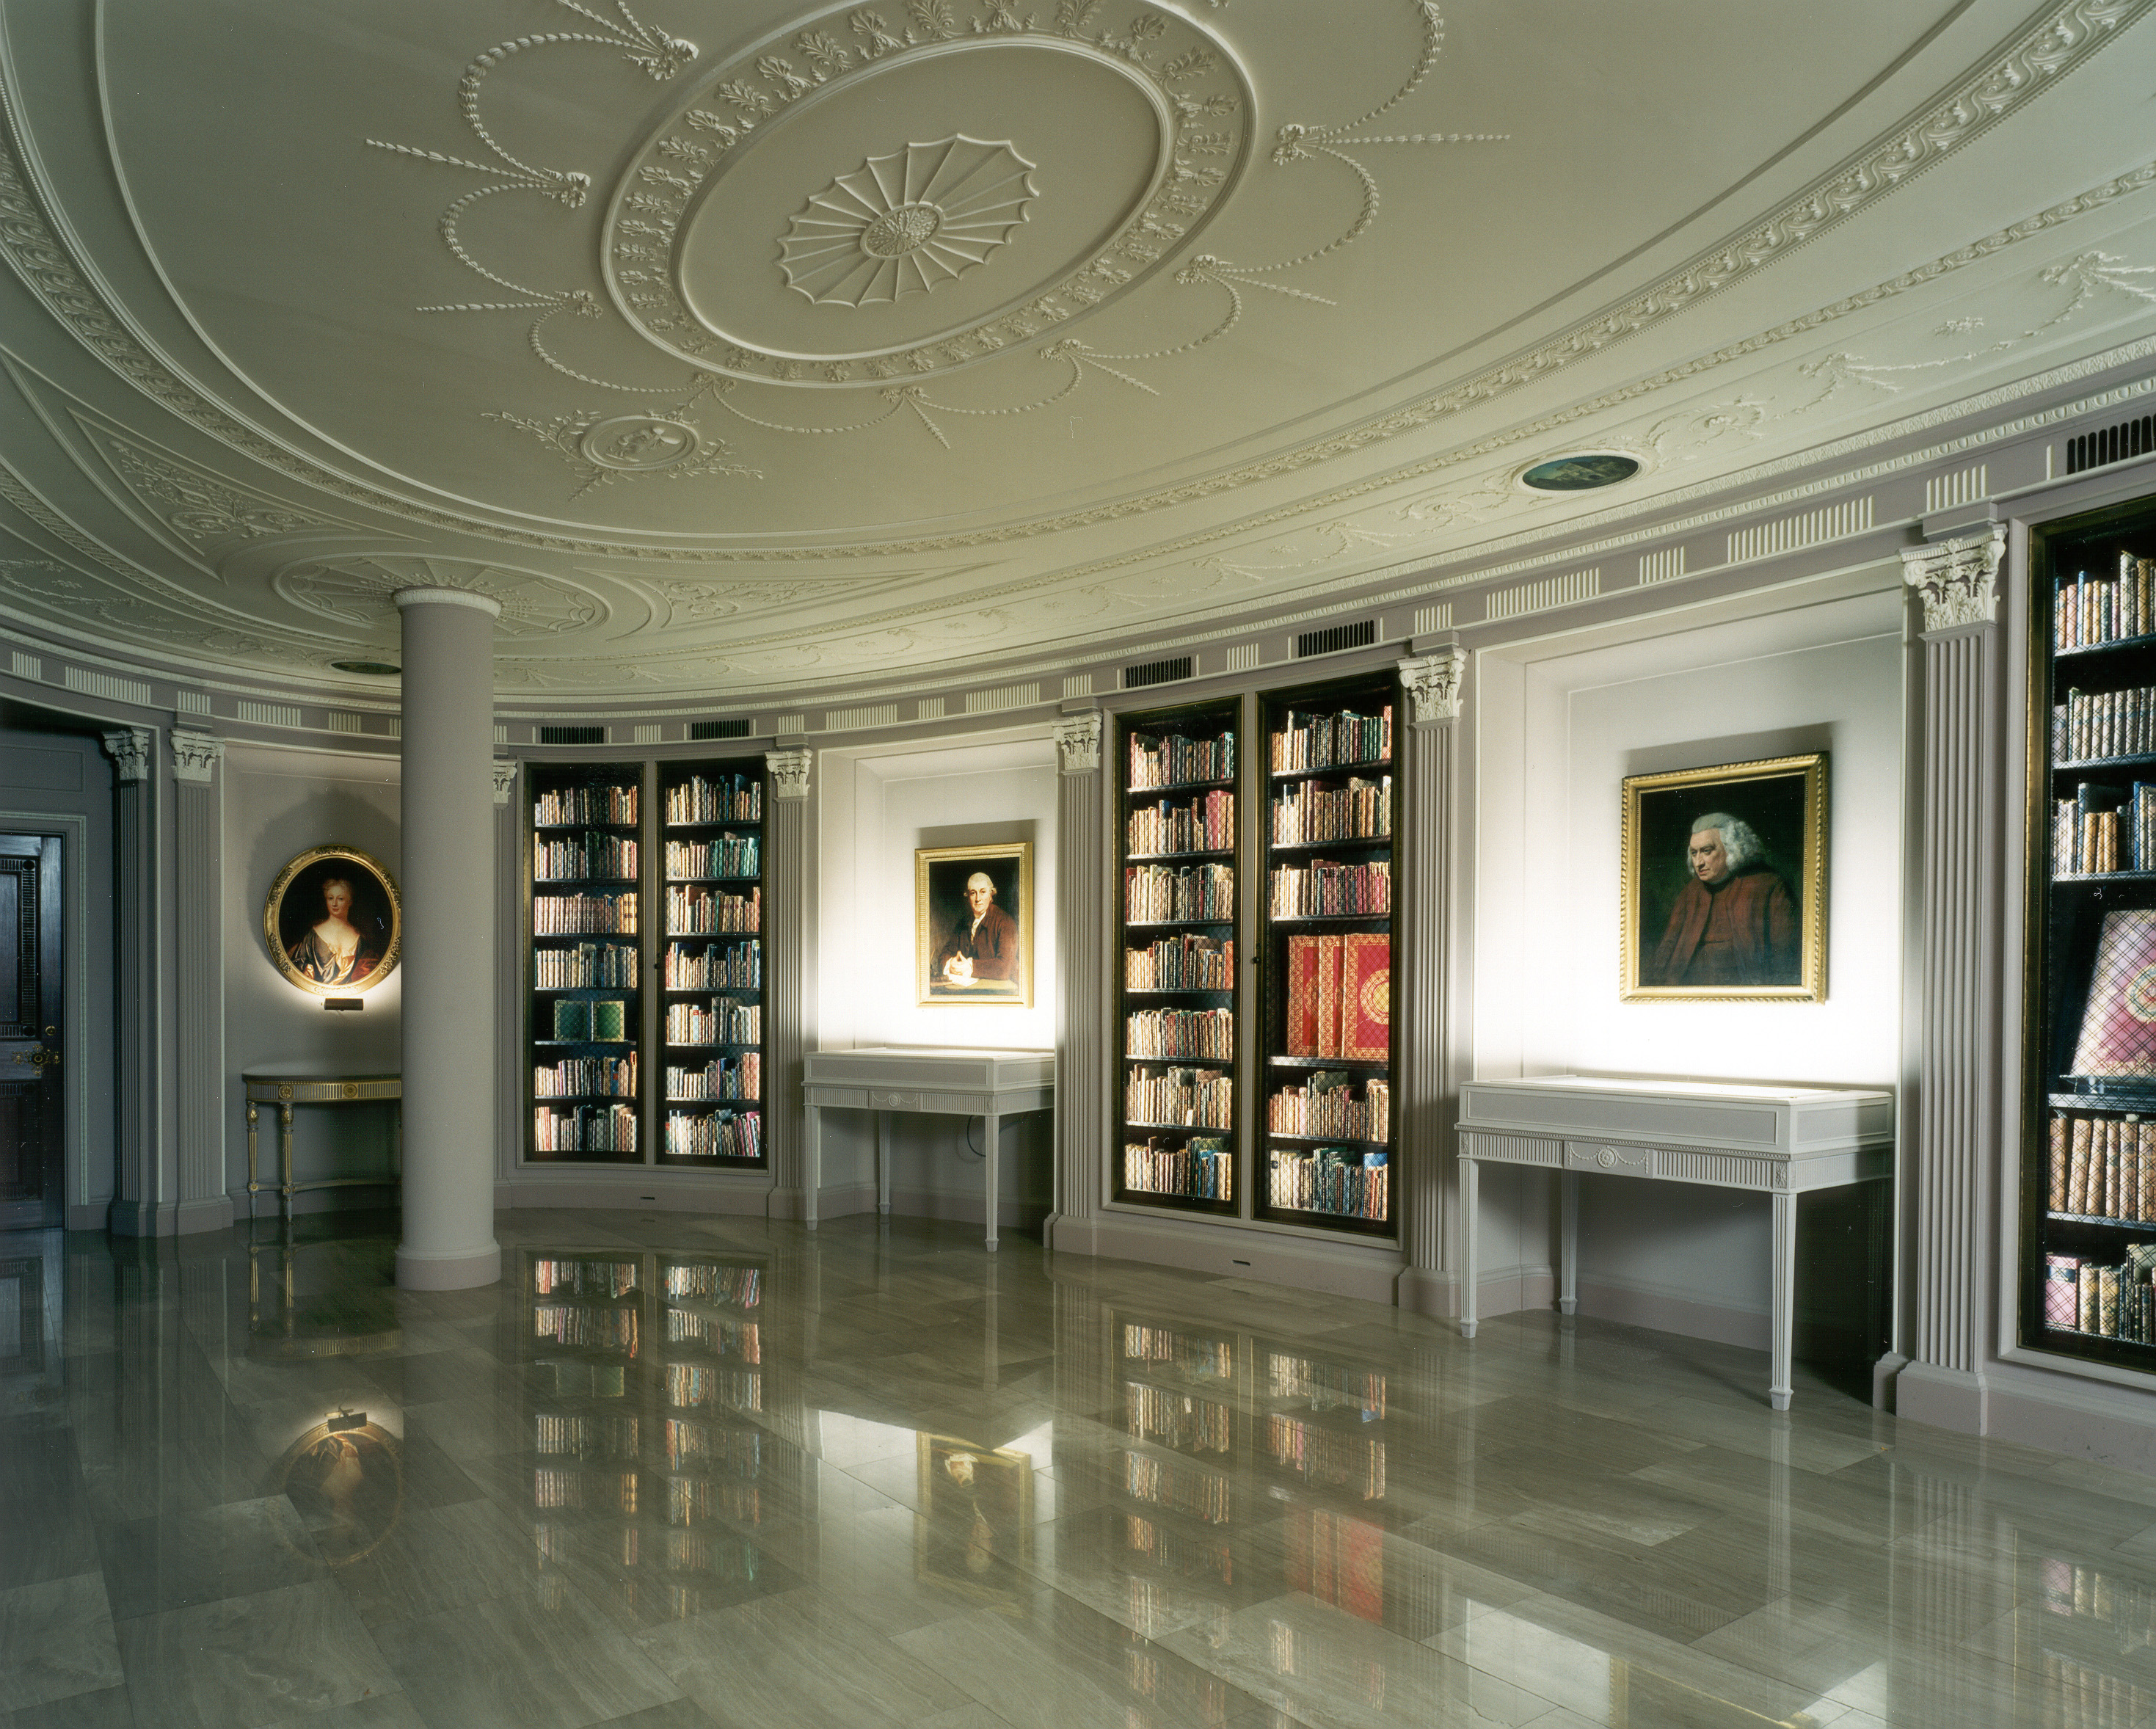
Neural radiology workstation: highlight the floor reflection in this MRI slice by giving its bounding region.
[10,1209,2156,1728]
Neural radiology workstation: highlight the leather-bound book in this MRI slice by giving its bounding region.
[1316,935,1344,1059]
[2050,1113,2071,1212]
[1286,936,1319,1058]
[2071,909,2156,1080]
[2045,1254,2080,1330]
[1341,932,1391,1063]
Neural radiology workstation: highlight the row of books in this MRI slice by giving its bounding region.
[666,1055,761,1101]
[533,1302,638,1349]
[663,1264,760,1304]
[1283,933,1390,1060]
[663,1108,762,1159]
[2037,1554,2155,1629]
[2054,685,2156,762]
[663,1309,760,1359]
[1124,1135,1231,1200]
[1126,1006,1234,1060]
[530,1359,627,1397]
[2055,555,2156,649]
[664,1000,760,1045]
[666,774,761,825]
[536,785,638,827]
[1268,1072,1389,1140]
[666,885,761,934]
[1265,1412,1385,1496]
[2053,783,2156,874]
[664,1477,760,1526]
[1125,1064,1235,1129]
[1126,1383,1231,1453]
[1130,729,1236,791]
[1267,1353,1385,1417]
[2044,1248,2156,1342]
[2047,1111,2156,1219]
[535,834,638,882]
[1270,859,1391,919]
[666,1362,762,1410]
[533,1413,639,1460]
[1271,707,1391,774]
[553,998,629,1042]
[1126,862,1234,923]
[1123,1324,1231,1379]
[534,1055,637,1099]
[534,1103,638,1153]
[531,1469,633,1512]
[664,836,759,879]
[536,892,638,935]
[2030,1650,2146,1729]
[1272,777,1390,846]
[1123,1450,1233,1523]
[663,939,760,990]
[532,1258,637,1297]
[1269,1146,1388,1220]
[535,942,638,989]
[1128,790,1234,856]
[663,1417,762,1472]
[1125,933,1233,991]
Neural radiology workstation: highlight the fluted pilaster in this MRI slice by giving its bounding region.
[1394,649,1465,1311]
[103,726,163,1236]
[765,749,812,1218]
[170,732,228,1232]
[1049,710,1107,1251]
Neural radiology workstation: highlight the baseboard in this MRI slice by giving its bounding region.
[107,1199,174,1237]
[1871,1350,1909,1412]
[174,1196,233,1236]
[1084,1209,1405,1304]
[1895,1361,1989,1433]
[878,1184,1046,1231]
[503,1171,773,1214]
[1574,1275,1769,1351]
[68,1203,109,1231]
[1397,1265,1456,1317]
[226,1184,398,1220]
[1044,1214,1103,1257]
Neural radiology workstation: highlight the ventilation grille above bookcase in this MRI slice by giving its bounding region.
[1294,619,1377,659]
[539,724,605,746]
[1123,656,1194,690]
[690,718,752,740]
[2066,413,2156,476]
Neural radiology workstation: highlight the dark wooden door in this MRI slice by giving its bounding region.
[0,835,62,1230]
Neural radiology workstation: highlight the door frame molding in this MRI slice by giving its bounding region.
[0,811,90,1226]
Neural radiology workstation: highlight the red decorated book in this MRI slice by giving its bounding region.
[2071,909,2156,1077]
[1286,936,1319,1058]
[1316,936,1344,1058]
[1341,933,1390,1063]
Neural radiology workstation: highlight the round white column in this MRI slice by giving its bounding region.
[394,587,503,1290]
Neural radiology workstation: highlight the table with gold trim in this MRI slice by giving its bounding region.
[241,1071,401,1219]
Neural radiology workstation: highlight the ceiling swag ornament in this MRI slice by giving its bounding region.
[779,137,1036,306]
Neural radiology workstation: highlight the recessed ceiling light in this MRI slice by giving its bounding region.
[1520,453,1641,492]
[331,660,401,676]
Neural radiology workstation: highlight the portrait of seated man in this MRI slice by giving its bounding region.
[933,870,1021,991]
[1643,812,1799,988]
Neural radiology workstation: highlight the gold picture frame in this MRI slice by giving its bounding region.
[263,844,402,997]
[1620,753,1827,1002]
[914,1433,1033,1605]
[916,842,1032,1007]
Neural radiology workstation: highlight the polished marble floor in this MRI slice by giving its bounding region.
[1,1209,2151,1728]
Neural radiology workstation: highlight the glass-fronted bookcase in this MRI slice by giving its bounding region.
[526,756,767,1171]
[2026,495,2156,1368]
[1113,671,1399,1239]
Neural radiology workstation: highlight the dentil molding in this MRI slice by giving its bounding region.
[101,727,153,783]
[766,747,813,798]
[1902,525,2007,633]
[169,732,223,784]
[1053,710,1103,774]
[1398,647,1465,726]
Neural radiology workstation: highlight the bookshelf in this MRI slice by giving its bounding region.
[1259,676,1396,1236]
[658,765,768,1170]
[528,762,645,1165]
[2027,498,2156,1372]
[1115,699,1242,1216]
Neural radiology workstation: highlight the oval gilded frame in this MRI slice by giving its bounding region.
[263,843,402,997]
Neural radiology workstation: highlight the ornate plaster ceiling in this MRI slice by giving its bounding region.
[1,0,2154,703]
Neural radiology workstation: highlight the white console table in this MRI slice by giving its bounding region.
[1456,1075,1893,1409]
[801,1046,1054,1250]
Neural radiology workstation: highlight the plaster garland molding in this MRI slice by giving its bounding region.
[1902,525,2007,633]
[101,727,153,783]
[168,731,223,784]
[491,760,520,806]
[1053,710,1103,774]
[765,747,813,798]
[1397,647,1465,726]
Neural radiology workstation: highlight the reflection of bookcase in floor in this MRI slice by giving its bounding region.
[524,1252,644,1578]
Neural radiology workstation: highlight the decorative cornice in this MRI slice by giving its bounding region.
[169,731,223,784]
[765,748,812,800]
[491,760,519,806]
[1902,525,2007,633]
[1053,711,1104,776]
[101,726,153,783]
[393,586,503,619]
[1399,647,1466,726]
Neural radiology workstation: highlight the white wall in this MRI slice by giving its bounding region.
[814,728,1058,1221]
[1473,570,1906,1339]
[222,743,403,1206]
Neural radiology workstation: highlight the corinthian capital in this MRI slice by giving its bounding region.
[766,748,813,800]
[102,726,153,784]
[170,731,223,785]
[1902,525,2006,633]
[1053,711,1103,776]
[1398,647,1467,727]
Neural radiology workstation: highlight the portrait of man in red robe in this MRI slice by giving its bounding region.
[1643,812,1800,988]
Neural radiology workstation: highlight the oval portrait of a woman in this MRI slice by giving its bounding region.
[264,845,401,997]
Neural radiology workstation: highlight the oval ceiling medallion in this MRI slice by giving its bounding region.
[779,136,1036,307]
[1518,453,1642,492]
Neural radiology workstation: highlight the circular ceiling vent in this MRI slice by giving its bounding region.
[1519,453,1641,491]
[330,660,402,676]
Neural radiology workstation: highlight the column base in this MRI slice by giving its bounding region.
[1395,1265,1455,1317]
[396,1242,502,1290]
[1895,1360,1989,1434]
